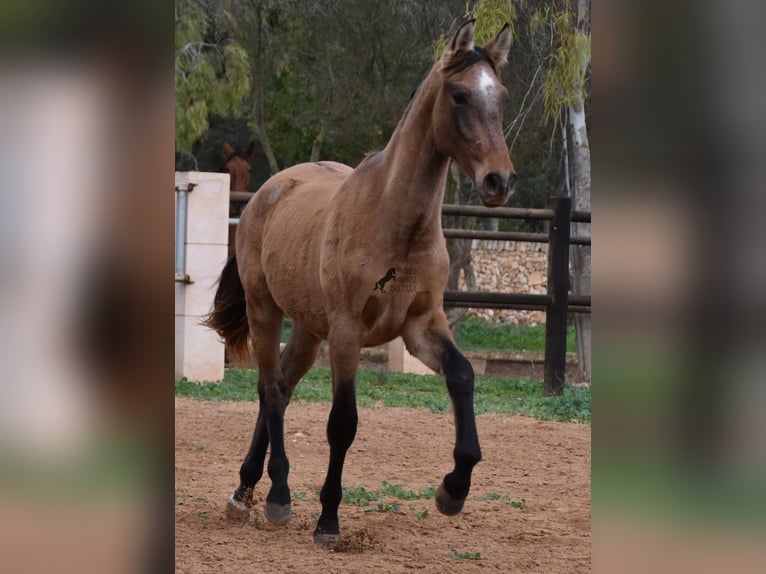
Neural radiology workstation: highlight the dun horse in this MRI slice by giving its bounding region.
[205,21,515,546]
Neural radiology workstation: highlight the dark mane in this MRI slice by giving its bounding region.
[442,46,496,76]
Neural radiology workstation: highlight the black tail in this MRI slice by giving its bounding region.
[201,255,250,364]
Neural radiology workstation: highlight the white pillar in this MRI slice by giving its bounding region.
[387,337,435,375]
[175,172,230,382]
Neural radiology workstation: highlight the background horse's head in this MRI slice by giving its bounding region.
[431,21,516,207]
[223,142,254,192]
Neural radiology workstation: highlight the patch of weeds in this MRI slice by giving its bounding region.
[342,485,382,507]
[475,492,526,508]
[311,512,320,519]
[449,551,482,560]
[294,490,307,501]
[416,509,429,521]
[476,492,504,501]
[379,481,436,500]
[363,502,400,515]
[175,492,190,505]
[197,494,207,501]
[196,511,209,520]
[192,444,206,451]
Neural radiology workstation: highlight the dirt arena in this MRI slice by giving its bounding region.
[175,398,590,573]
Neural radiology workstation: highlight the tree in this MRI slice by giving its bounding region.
[175,0,251,166]
[541,0,591,382]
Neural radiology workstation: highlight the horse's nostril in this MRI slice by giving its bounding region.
[483,172,503,195]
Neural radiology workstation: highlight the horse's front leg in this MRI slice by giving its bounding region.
[402,313,482,515]
[313,330,360,546]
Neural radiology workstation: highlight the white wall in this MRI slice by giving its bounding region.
[174,172,230,382]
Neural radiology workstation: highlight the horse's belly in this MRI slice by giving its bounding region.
[358,292,419,347]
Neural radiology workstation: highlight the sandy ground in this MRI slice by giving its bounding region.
[175,398,590,573]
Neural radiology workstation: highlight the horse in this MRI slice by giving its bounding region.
[222,142,254,258]
[204,20,515,546]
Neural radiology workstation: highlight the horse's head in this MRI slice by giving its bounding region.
[432,21,516,207]
[223,142,254,192]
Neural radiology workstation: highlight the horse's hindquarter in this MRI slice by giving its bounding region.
[241,163,352,339]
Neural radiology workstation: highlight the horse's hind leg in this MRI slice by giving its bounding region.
[226,288,282,520]
[226,318,321,522]
[402,312,482,516]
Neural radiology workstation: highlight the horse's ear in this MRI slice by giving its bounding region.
[446,19,475,56]
[245,141,255,159]
[223,142,234,158]
[484,24,512,69]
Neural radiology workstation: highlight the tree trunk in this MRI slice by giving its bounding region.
[309,123,327,162]
[445,162,475,331]
[569,0,591,383]
[569,101,591,384]
[253,2,280,175]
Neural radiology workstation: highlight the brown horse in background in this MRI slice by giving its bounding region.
[222,142,254,258]
[205,20,515,546]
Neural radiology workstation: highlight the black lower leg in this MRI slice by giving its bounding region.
[233,407,268,499]
[437,340,481,514]
[314,385,357,543]
[264,387,290,506]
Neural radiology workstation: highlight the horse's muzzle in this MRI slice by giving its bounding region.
[478,171,516,207]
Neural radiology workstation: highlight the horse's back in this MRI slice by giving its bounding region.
[238,162,351,244]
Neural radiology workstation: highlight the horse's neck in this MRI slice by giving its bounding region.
[374,83,450,243]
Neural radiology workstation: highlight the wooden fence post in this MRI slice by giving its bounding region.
[544,197,571,396]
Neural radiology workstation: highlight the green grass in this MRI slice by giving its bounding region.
[175,367,589,423]
[285,317,575,354]
[455,318,577,353]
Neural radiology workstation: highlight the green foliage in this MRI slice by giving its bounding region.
[475,492,526,508]
[469,0,518,44]
[433,0,518,60]
[379,481,437,500]
[341,483,435,515]
[175,366,590,423]
[175,0,251,152]
[542,13,590,122]
[363,502,400,515]
[342,485,382,507]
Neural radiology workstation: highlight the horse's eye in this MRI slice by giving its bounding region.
[451,90,469,106]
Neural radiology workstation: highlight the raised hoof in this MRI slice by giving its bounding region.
[264,501,292,526]
[313,531,341,547]
[435,483,465,516]
[225,493,252,521]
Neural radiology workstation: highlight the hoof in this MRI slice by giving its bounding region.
[435,483,465,516]
[313,531,341,547]
[264,501,292,526]
[226,492,252,522]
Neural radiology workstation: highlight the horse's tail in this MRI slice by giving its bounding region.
[201,255,251,364]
